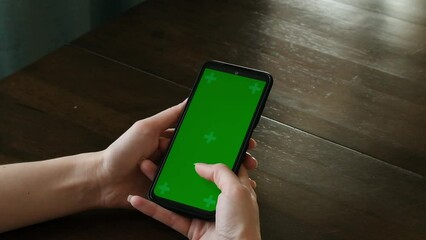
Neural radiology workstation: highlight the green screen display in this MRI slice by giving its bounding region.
[154,68,266,211]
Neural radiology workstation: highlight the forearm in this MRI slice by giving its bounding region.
[0,152,102,232]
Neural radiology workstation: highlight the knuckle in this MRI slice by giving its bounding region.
[214,163,228,171]
[212,164,229,179]
[133,120,154,135]
[133,120,147,129]
[229,184,251,199]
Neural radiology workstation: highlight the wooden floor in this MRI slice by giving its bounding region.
[1,0,425,239]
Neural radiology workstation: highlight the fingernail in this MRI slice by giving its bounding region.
[127,194,133,203]
[254,158,259,169]
[194,163,206,170]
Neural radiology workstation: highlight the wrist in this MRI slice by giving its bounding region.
[68,151,104,210]
[217,225,261,240]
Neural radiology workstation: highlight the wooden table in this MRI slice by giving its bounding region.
[1,0,425,239]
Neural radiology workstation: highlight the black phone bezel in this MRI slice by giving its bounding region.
[148,60,273,220]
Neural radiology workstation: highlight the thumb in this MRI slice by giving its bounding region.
[144,99,187,131]
[194,163,240,193]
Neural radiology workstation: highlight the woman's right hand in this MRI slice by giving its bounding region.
[128,163,261,240]
[194,163,261,239]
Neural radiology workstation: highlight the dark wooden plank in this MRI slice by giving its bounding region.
[1,210,186,240]
[332,0,426,26]
[73,0,426,175]
[0,45,190,141]
[75,0,426,83]
[229,0,426,81]
[252,117,426,240]
[0,94,111,162]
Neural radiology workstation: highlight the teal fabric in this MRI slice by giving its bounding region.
[0,0,145,79]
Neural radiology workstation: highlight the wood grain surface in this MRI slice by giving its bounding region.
[1,0,425,239]
[73,0,426,175]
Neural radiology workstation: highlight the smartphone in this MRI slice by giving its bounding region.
[148,60,273,220]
